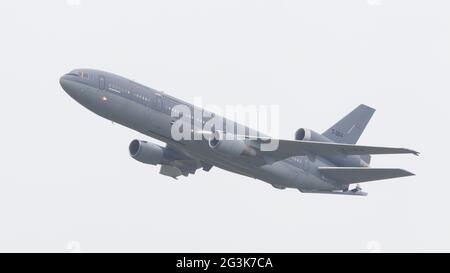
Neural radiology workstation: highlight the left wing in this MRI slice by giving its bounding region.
[259,139,419,160]
[198,131,418,165]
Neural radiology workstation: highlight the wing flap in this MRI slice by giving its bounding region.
[318,167,415,184]
[159,165,183,179]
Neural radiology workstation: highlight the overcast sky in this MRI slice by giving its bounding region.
[0,0,449,252]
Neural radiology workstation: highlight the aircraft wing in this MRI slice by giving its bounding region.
[198,131,418,165]
[258,139,418,162]
[317,167,415,184]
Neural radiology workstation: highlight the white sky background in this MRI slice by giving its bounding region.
[0,0,448,252]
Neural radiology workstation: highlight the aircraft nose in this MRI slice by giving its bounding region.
[60,73,80,99]
[59,74,69,91]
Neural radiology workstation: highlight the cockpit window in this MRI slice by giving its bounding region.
[77,71,89,79]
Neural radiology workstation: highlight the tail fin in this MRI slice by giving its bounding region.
[322,104,375,144]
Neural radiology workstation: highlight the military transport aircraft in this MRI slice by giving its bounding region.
[60,69,418,196]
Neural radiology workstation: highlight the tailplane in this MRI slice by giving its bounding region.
[317,167,415,184]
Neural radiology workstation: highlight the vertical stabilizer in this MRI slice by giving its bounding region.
[322,104,375,144]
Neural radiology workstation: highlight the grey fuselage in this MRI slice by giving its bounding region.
[60,69,345,191]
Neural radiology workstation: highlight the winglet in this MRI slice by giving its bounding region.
[405,148,420,156]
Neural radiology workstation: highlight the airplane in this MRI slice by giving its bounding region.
[60,69,418,196]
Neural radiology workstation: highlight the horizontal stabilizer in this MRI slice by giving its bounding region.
[318,167,415,184]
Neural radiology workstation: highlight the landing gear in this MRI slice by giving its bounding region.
[350,184,362,193]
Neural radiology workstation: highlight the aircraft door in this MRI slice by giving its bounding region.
[149,93,171,139]
[99,76,105,90]
[155,93,163,112]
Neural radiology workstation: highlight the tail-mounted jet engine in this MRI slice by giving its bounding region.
[295,128,332,143]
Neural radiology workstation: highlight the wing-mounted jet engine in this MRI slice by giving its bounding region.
[129,139,165,165]
[207,131,257,157]
[129,139,212,179]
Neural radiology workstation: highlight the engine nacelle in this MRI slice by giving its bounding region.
[129,139,165,165]
[295,128,332,143]
[208,131,257,157]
